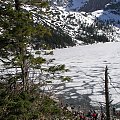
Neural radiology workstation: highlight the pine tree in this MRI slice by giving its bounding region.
[0,0,71,119]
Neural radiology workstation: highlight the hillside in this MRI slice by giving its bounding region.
[20,0,120,45]
[44,0,120,44]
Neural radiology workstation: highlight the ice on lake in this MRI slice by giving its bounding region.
[48,42,120,107]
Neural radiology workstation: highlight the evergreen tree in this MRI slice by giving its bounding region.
[0,0,71,119]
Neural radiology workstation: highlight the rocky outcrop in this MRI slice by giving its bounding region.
[79,0,112,12]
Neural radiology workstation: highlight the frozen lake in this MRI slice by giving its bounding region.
[49,42,120,108]
[1,42,120,108]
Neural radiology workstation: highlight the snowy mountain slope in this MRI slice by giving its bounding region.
[91,10,120,40]
[48,0,117,12]
[45,6,120,43]
[44,0,120,44]
[47,0,88,9]
[22,0,120,44]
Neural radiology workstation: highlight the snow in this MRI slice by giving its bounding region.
[1,0,120,108]
[48,42,120,107]
[22,5,33,11]
[21,1,120,43]
[47,5,120,42]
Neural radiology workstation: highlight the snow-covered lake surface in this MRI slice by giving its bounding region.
[49,42,120,108]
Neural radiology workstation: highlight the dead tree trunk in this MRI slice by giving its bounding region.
[105,66,110,120]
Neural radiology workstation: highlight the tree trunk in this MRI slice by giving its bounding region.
[105,66,110,120]
[15,0,20,11]
[19,46,29,91]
